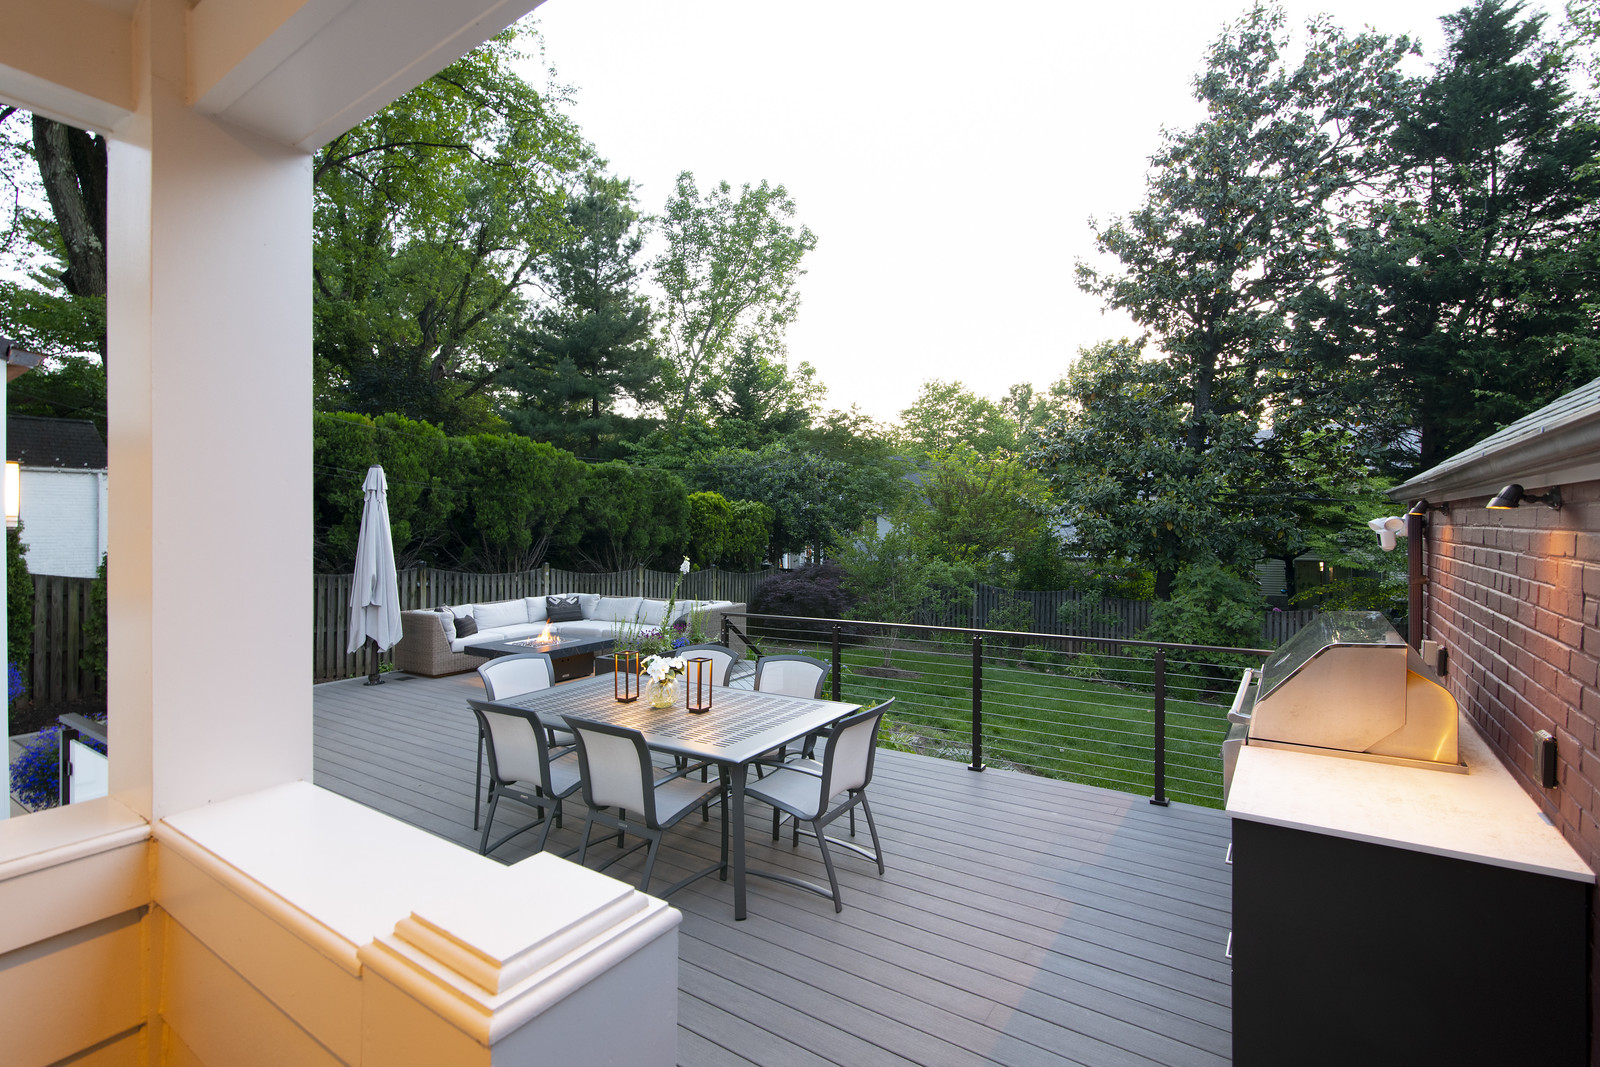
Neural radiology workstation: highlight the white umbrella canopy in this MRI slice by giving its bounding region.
[348,465,403,680]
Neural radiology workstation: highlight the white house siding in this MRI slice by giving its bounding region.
[17,467,106,578]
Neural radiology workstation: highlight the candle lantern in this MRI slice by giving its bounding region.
[685,656,714,713]
[614,650,639,702]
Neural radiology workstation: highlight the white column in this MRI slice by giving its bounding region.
[107,0,313,820]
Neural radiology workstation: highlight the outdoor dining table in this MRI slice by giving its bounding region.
[492,672,861,920]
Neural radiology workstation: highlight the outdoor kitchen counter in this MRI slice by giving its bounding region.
[1227,709,1594,882]
[1228,710,1592,1066]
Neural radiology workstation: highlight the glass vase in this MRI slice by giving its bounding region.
[645,676,677,709]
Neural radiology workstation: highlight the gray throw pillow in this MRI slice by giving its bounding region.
[435,607,456,638]
[546,595,583,623]
[455,613,479,638]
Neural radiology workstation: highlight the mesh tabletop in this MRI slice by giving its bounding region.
[497,674,855,765]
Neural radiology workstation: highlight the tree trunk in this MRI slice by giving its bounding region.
[32,116,108,359]
[1154,566,1176,602]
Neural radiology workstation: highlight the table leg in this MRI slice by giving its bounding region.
[730,761,748,920]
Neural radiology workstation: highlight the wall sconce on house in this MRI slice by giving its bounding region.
[4,461,18,530]
[1486,484,1563,511]
[1406,499,1449,518]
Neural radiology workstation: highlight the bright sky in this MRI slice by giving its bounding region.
[530,0,1566,426]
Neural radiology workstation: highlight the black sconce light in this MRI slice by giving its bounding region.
[1407,499,1449,518]
[1486,484,1562,511]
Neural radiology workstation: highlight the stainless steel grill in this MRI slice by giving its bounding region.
[1223,611,1460,800]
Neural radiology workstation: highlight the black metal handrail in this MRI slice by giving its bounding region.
[724,611,1273,806]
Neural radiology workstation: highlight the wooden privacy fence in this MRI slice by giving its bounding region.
[314,564,777,682]
[18,574,103,714]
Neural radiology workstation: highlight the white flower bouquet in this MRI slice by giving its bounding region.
[641,653,687,682]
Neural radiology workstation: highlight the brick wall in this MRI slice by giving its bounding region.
[1424,477,1600,1060]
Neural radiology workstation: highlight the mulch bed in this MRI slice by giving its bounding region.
[10,696,105,736]
[852,665,923,680]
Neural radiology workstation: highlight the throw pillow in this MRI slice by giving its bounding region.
[454,613,479,638]
[435,607,456,638]
[546,595,583,623]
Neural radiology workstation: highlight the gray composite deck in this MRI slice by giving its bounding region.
[313,670,1233,1066]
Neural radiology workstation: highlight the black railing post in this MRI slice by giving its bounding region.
[969,634,985,771]
[831,624,842,701]
[58,724,79,806]
[720,614,730,648]
[1151,647,1170,806]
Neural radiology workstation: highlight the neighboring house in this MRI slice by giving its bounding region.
[7,415,108,578]
[1391,374,1600,1050]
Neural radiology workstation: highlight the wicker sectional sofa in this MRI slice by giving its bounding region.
[392,593,743,677]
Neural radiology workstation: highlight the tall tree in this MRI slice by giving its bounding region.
[0,108,108,360]
[896,379,1022,456]
[1344,0,1600,467]
[700,338,822,448]
[1066,6,1416,596]
[652,172,816,432]
[501,172,661,457]
[901,444,1048,577]
[312,23,586,433]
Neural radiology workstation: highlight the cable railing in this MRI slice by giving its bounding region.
[721,611,1271,809]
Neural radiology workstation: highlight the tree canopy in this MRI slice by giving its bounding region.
[652,172,817,433]
[312,24,586,433]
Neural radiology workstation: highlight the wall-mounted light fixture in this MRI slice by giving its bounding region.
[1486,484,1562,511]
[4,461,18,529]
[1407,499,1449,518]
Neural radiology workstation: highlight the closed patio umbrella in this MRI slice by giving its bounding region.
[348,465,403,685]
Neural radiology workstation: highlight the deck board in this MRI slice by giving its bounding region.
[313,671,1233,1065]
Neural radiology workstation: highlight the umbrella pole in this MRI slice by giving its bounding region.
[365,636,383,686]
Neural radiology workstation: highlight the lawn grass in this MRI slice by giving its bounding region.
[748,629,1245,808]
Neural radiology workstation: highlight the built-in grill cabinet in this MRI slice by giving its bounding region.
[1223,612,1458,802]
[1223,610,1592,1066]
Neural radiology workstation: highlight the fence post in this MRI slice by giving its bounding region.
[1151,648,1170,806]
[969,634,985,772]
[541,562,550,598]
[831,624,842,702]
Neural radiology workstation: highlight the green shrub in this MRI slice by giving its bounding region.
[7,526,33,670]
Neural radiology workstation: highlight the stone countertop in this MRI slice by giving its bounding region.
[1227,711,1594,882]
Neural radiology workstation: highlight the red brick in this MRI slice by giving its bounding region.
[1586,565,1600,597]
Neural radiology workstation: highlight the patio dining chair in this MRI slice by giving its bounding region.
[473,653,561,830]
[742,699,892,913]
[753,654,830,763]
[467,698,583,857]
[752,654,827,699]
[675,643,738,686]
[562,716,728,897]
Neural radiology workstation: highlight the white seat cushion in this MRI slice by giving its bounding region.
[523,597,549,623]
[595,596,643,623]
[452,628,508,653]
[575,593,601,618]
[474,599,529,630]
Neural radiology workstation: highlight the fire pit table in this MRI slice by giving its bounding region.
[462,634,615,683]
